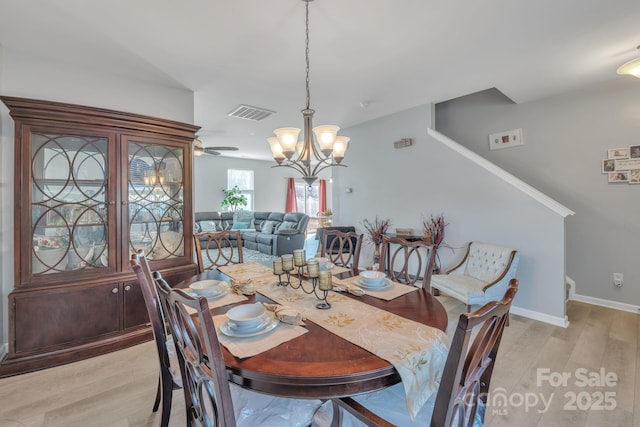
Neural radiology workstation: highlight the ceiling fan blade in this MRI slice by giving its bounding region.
[203,148,221,156]
[207,146,239,151]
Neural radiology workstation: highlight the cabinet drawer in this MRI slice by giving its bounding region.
[14,283,121,353]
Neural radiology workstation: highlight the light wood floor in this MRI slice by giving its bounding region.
[0,299,637,427]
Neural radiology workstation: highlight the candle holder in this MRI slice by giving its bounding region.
[272,253,331,309]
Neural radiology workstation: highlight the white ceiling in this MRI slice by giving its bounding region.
[1,0,640,160]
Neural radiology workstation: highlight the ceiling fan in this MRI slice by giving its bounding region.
[193,138,239,157]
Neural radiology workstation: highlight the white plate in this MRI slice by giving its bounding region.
[228,313,270,333]
[220,316,279,338]
[185,286,228,301]
[353,277,393,291]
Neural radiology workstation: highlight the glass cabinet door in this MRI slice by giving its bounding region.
[31,132,112,276]
[127,139,185,263]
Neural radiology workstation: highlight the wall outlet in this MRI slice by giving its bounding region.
[613,273,623,288]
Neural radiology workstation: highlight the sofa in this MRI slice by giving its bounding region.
[194,211,310,256]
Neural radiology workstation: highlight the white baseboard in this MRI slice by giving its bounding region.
[510,305,570,328]
[0,342,7,363]
[573,293,640,314]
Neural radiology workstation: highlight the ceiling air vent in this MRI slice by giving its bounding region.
[228,105,275,121]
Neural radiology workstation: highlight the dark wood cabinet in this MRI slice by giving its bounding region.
[0,97,199,377]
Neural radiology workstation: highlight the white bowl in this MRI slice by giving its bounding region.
[226,303,266,329]
[189,280,225,296]
[360,270,386,284]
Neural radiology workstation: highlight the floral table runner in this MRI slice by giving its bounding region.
[255,281,450,419]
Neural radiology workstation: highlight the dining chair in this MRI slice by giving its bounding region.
[377,236,436,288]
[130,251,185,427]
[194,230,244,273]
[328,279,519,427]
[165,288,325,427]
[320,230,364,272]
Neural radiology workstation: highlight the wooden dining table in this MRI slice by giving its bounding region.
[177,268,448,400]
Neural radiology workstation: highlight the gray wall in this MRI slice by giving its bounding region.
[334,104,569,324]
[436,79,640,309]
[0,46,195,352]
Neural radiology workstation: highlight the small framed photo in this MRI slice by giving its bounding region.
[630,145,640,159]
[609,171,629,182]
[630,170,640,184]
[489,128,524,150]
[608,148,628,159]
[602,159,616,173]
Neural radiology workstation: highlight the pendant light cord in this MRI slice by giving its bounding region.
[305,0,311,110]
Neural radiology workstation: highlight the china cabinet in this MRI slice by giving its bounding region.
[0,97,199,376]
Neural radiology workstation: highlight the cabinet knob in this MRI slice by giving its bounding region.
[108,201,115,205]
[122,201,128,206]
[124,285,131,291]
[112,287,119,294]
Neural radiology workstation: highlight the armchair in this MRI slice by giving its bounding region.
[430,242,519,312]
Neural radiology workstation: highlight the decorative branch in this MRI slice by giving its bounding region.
[361,216,391,246]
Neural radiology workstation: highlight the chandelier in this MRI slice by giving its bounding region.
[268,0,349,186]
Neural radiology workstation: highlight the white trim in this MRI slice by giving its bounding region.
[0,342,7,363]
[573,293,640,314]
[428,128,575,218]
[511,305,570,328]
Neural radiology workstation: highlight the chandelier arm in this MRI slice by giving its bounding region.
[271,161,310,177]
[311,161,347,177]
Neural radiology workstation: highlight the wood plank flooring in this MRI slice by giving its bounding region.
[0,299,637,426]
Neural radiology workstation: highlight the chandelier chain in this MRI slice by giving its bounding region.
[305,0,311,110]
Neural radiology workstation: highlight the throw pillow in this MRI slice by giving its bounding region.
[278,221,298,231]
[231,221,251,230]
[199,220,218,233]
[260,220,276,234]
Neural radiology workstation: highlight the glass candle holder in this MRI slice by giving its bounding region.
[273,257,283,275]
[282,254,294,271]
[318,270,332,291]
[307,259,319,278]
[293,249,306,266]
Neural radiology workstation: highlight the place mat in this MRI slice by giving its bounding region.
[218,261,274,282]
[184,290,248,315]
[332,275,418,301]
[258,282,450,419]
[213,313,308,359]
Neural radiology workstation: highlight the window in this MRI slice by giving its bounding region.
[295,181,320,215]
[227,169,254,210]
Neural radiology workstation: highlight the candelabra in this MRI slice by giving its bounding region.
[272,249,332,309]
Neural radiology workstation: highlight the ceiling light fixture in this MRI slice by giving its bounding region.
[267,0,349,186]
[194,138,204,156]
[617,45,640,78]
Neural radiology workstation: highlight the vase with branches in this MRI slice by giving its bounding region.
[422,213,451,273]
[361,216,391,268]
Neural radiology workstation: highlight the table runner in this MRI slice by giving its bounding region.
[333,275,418,301]
[256,281,450,419]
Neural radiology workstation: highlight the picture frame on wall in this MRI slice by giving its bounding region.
[489,128,524,150]
[608,148,628,159]
[608,171,629,182]
[630,170,640,184]
[602,159,616,173]
[630,145,640,159]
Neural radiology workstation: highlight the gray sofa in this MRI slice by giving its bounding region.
[194,211,310,256]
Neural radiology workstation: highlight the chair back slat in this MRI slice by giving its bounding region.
[194,230,244,273]
[166,287,237,426]
[378,237,436,287]
[320,230,363,272]
[431,279,518,427]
